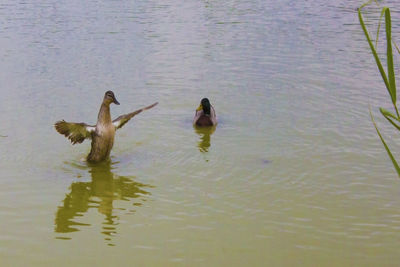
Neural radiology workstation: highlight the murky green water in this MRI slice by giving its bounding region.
[1,0,400,265]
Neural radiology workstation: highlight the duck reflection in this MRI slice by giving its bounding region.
[194,126,216,153]
[55,161,152,241]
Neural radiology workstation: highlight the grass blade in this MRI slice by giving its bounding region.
[381,109,400,131]
[370,107,400,177]
[394,41,400,55]
[358,8,392,101]
[380,107,400,121]
[359,0,378,10]
[375,8,385,48]
[385,8,397,104]
[361,2,400,177]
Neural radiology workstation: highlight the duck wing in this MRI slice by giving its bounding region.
[54,120,96,144]
[113,102,158,130]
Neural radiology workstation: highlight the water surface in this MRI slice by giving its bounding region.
[1,0,400,265]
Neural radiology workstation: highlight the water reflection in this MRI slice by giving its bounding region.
[194,126,216,153]
[55,161,152,244]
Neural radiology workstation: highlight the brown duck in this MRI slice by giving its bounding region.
[55,91,158,163]
[193,98,217,127]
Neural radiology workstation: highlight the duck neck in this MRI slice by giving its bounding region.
[203,105,211,116]
[97,102,112,125]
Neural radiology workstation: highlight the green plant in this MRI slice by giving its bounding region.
[358,1,400,176]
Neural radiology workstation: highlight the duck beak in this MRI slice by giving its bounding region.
[113,97,120,105]
[196,104,202,111]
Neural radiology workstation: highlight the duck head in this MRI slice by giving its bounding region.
[104,91,120,105]
[197,98,211,115]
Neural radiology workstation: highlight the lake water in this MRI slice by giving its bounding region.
[1,0,400,265]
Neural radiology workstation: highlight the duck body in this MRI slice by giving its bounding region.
[55,91,158,163]
[193,98,217,127]
[194,112,216,127]
[87,125,116,162]
[87,103,116,162]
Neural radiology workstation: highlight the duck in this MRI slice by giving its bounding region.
[55,91,158,163]
[193,98,217,127]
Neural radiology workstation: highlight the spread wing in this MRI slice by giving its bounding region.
[54,120,96,144]
[113,102,158,130]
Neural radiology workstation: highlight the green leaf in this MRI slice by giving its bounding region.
[381,109,400,131]
[370,108,400,177]
[394,41,400,55]
[358,8,392,101]
[380,107,400,121]
[385,8,397,104]
[375,8,385,48]
[359,0,377,10]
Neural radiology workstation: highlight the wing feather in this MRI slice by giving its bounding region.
[113,102,158,130]
[54,120,95,144]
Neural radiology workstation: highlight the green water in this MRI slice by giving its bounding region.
[1,0,400,265]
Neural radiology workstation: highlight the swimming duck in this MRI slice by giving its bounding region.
[193,98,217,127]
[55,91,158,163]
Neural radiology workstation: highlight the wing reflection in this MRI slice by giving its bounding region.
[194,126,216,153]
[55,161,152,243]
